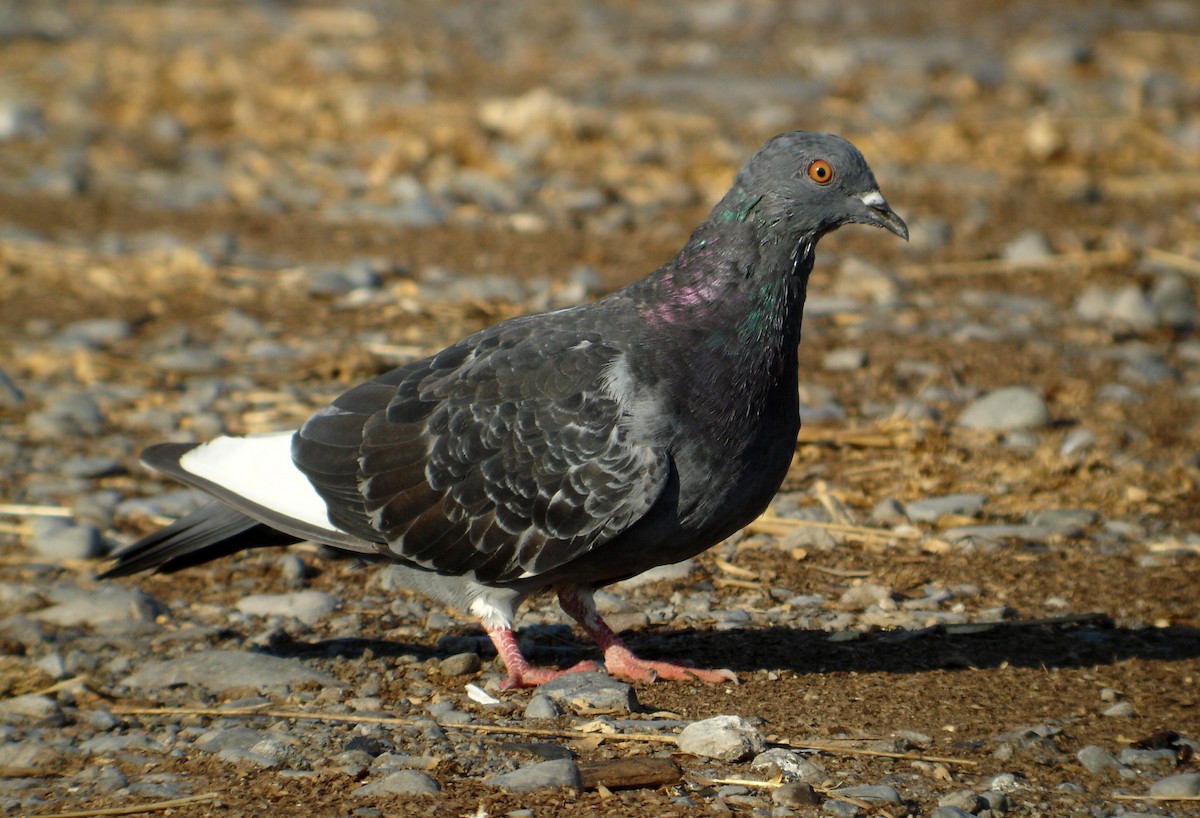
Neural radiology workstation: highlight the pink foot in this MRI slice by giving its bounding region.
[557,586,738,686]
[486,623,602,689]
[601,642,738,684]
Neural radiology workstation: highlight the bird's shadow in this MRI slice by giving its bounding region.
[259,616,1200,678]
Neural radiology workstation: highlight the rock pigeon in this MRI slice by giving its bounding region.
[101,131,907,688]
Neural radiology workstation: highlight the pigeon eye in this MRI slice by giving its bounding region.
[807,159,833,185]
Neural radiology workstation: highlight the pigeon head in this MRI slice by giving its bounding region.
[719,131,908,243]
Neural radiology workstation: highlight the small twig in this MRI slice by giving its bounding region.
[109,705,678,744]
[713,577,765,591]
[1143,247,1200,278]
[0,503,73,518]
[747,514,920,541]
[809,565,873,578]
[32,792,221,818]
[29,675,90,698]
[695,775,782,790]
[774,738,978,767]
[692,777,879,809]
[714,557,758,580]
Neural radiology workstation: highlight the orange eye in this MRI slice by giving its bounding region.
[807,159,833,185]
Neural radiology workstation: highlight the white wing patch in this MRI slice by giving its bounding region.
[178,432,338,532]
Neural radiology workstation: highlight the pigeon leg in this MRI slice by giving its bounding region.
[484,622,600,689]
[557,586,738,685]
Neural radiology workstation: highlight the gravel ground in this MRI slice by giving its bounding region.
[1,2,1199,816]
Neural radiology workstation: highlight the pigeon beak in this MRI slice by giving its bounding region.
[856,190,909,241]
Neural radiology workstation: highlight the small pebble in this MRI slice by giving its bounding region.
[1076,744,1124,774]
[536,672,637,715]
[831,784,901,804]
[1102,701,1135,717]
[523,694,562,720]
[439,652,482,677]
[1148,772,1200,798]
[486,759,582,792]
[957,386,1050,430]
[938,790,984,812]
[676,715,766,762]
[29,519,107,560]
[235,591,340,625]
[773,781,821,807]
[930,807,974,818]
[352,770,440,796]
[905,493,988,523]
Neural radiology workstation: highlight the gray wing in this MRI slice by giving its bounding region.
[291,313,670,584]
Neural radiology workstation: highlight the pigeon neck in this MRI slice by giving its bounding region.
[631,215,815,428]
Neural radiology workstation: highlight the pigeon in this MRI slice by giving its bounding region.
[101,131,907,688]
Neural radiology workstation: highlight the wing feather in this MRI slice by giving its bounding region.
[291,315,670,583]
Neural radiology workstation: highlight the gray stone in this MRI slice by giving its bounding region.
[958,386,1050,430]
[353,770,440,796]
[751,748,826,784]
[1151,274,1196,329]
[931,808,974,818]
[938,790,984,812]
[439,652,481,677]
[1059,428,1096,458]
[61,455,124,479]
[80,734,168,755]
[1119,747,1177,769]
[832,784,901,804]
[616,559,696,589]
[676,715,766,762]
[822,799,860,817]
[1029,508,1097,536]
[249,739,310,770]
[35,585,167,626]
[868,497,907,526]
[0,740,59,768]
[938,523,1057,543]
[217,747,280,768]
[1108,285,1158,330]
[29,519,106,560]
[1074,285,1115,322]
[773,781,821,807]
[486,758,582,792]
[536,672,637,715]
[27,391,105,437]
[307,264,381,297]
[904,493,988,523]
[1002,229,1053,263]
[121,649,342,693]
[195,727,267,754]
[88,766,129,793]
[823,348,867,371]
[523,694,562,720]
[0,694,63,727]
[1077,744,1124,774]
[56,318,132,349]
[86,709,120,731]
[1102,701,1135,717]
[983,772,1023,791]
[0,100,44,140]
[235,591,340,625]
[1148,772,1200,798]
[981,787,1013,806]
